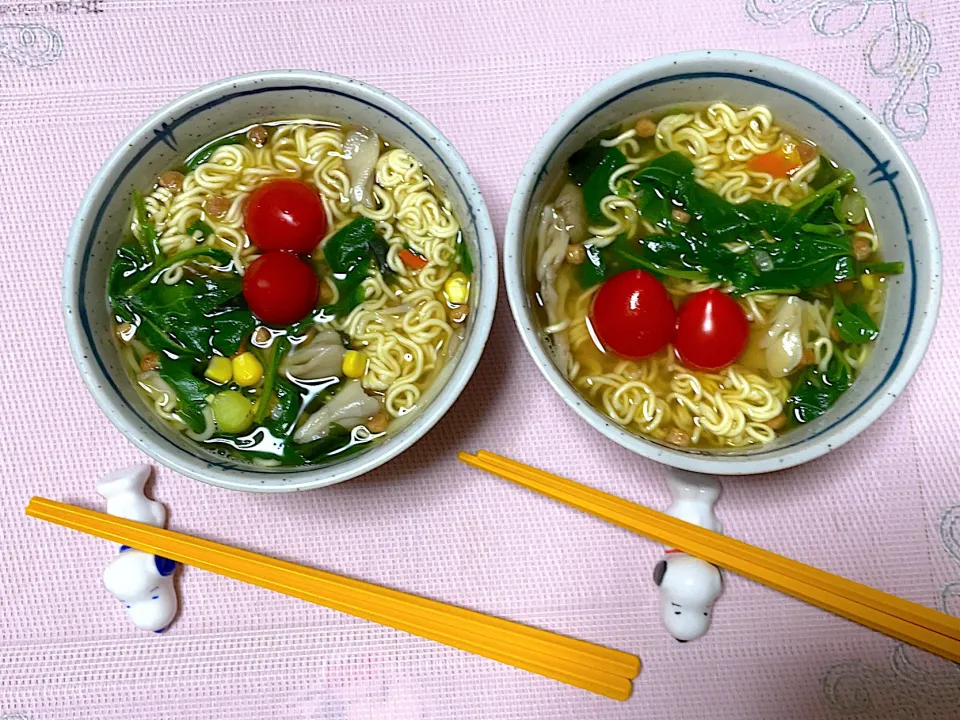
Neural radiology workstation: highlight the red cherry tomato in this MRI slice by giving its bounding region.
[244,179,327,254]
[674,288,749,371]
[590,270,676,359]
[242,253,319,326]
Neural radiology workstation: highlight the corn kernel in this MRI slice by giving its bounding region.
[232,352,263,387]
[444,272,470,305]
[860,273,878,291]
[204,356,233,384]
[342,350,368,379]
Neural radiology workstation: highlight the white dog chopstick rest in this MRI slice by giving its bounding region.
[652,470,723,642]
[96,465,178,633]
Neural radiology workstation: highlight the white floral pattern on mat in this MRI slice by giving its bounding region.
[280,657,429,720]
[745,0,940,140]
[0,1,104,67]
[0,23,60,66]
[820,504,960,718]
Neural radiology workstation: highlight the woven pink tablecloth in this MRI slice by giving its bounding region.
[2,1,958,718]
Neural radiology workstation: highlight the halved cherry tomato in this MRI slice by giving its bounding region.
[674,288,749,371]
[399,248,428,269]
[590,270,676,359]
[242,252,319,326]
[244,179,327,254]
[747,143,803,178]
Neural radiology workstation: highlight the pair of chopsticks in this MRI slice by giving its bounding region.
[26,496,639,700]
[459,450,960,664]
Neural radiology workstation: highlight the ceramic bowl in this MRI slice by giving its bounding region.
[504,50,940,475]
[64,70,497,492]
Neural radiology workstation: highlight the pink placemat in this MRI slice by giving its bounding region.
[1,1,958,718]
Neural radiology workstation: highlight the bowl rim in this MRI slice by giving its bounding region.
[64,69,499,492]
[504,49,941,475]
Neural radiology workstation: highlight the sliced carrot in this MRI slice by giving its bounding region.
[747,144,803,178]
[399,248,428,269]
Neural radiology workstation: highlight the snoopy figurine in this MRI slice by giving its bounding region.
[652,469,723,642]
[96,465,178,633]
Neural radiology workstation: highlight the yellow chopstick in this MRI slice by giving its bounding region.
[474,450,960,641]
[26,497,638,700]
[26,499,637,686]
[460,451,960,663]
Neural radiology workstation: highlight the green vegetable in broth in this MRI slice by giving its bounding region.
[324,217,387,274]
[582,147,627,223]
[211,390,255,434]
[297,423,367,463]
[567,130,624,188]
[578,152,867,295]
[455,233,474,275]
[322,217,393,318]
[120,246,234,296]
[131,190,160,259]
[833,294,879,345]
[157,355,214,433]
[786,354,853,425]
[186,219,215,239]
[263,378,302,436]
[110,251,256,358]
[184,134,246,172]
[253,336,289,424]
[862,261,904,276]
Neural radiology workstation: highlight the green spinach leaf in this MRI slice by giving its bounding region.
[206,307,258,356]
[578,244,608,288]
[297,423,370,462]
[860,261,904,276]
[582,147,627,223]
[120,246,234,296]
[131,191,160,259]
[109,246,252,356]
[567,129,623,187]
[254,337,290,424]
[455,232,474,275]
[579,154,873,296]
[131,273,242,318]
[186,219,215,238]
[263,378,302,436]
[325,218,383,273]
[833,295,879,344]
[109,244,150,298]
[322,218,392,317]
[786,354,852,425]
[810,157,839,189]
[157,356,213,433]
[183,134,246,172]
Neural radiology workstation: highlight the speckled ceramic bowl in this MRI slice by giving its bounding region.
[64,71,497,492]
[505,51,940,475]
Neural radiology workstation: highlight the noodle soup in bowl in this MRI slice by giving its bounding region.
[505,51,940,475]
[64,71,497,492]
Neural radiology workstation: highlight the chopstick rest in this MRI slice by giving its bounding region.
[96,465,178,633]
[655,471,724,642]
